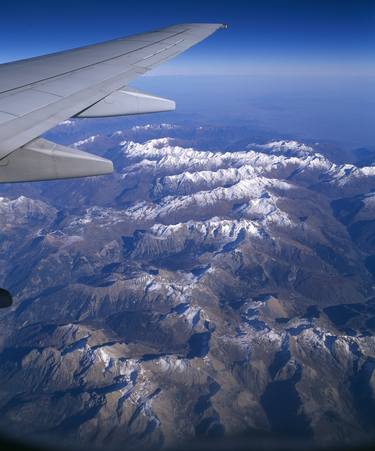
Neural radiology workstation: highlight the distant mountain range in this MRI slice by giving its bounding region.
[0,123,374,450]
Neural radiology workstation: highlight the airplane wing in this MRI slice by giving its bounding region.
[0,23,225,182]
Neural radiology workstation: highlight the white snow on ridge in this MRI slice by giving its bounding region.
[73,135,100,148]
[121,138,375,198]
[248,140,315,156]
[150,218,261,240]
[96,347,113,372]
[59,119,76,127]
[125,177,293,226]
[153,165,258,196]
[0,196,53,225]
[126,218,264,260]
[333,165,375,186]
[38,135,375,238]
[131,123,180,132]
[122,139,333,177]
[68,206,131,229]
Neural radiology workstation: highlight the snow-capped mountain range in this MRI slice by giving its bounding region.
[0,125,374,450]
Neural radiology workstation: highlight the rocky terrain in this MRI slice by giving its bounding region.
[0,123,374,450]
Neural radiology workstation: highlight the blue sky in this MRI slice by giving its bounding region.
[1,0,374,75]
[1,0,374,147]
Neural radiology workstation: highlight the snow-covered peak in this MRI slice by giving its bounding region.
[131,123,180,132]
[248,140,315,156]
[121,138,332,176]
[73,135,100,148]
[59,119,76,127]
[0,196,54,227]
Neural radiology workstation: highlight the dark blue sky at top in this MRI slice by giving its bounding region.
[1,0,374,147]
[1,0,374,74]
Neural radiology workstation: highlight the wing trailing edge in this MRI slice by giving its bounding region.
[77,87,175,118]
[0,138,113,183]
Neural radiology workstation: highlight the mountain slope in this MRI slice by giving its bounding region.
[0,128,374,449]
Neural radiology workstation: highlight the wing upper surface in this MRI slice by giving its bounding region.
[0,23,224,159]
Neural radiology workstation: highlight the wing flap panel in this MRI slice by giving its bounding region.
[0,112,16,125]
[77,87,175,118]
[0,89,61,117]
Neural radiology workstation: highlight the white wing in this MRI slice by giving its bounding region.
[0,23,225,182]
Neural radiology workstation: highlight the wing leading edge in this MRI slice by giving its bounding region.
[0,23,225,182]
